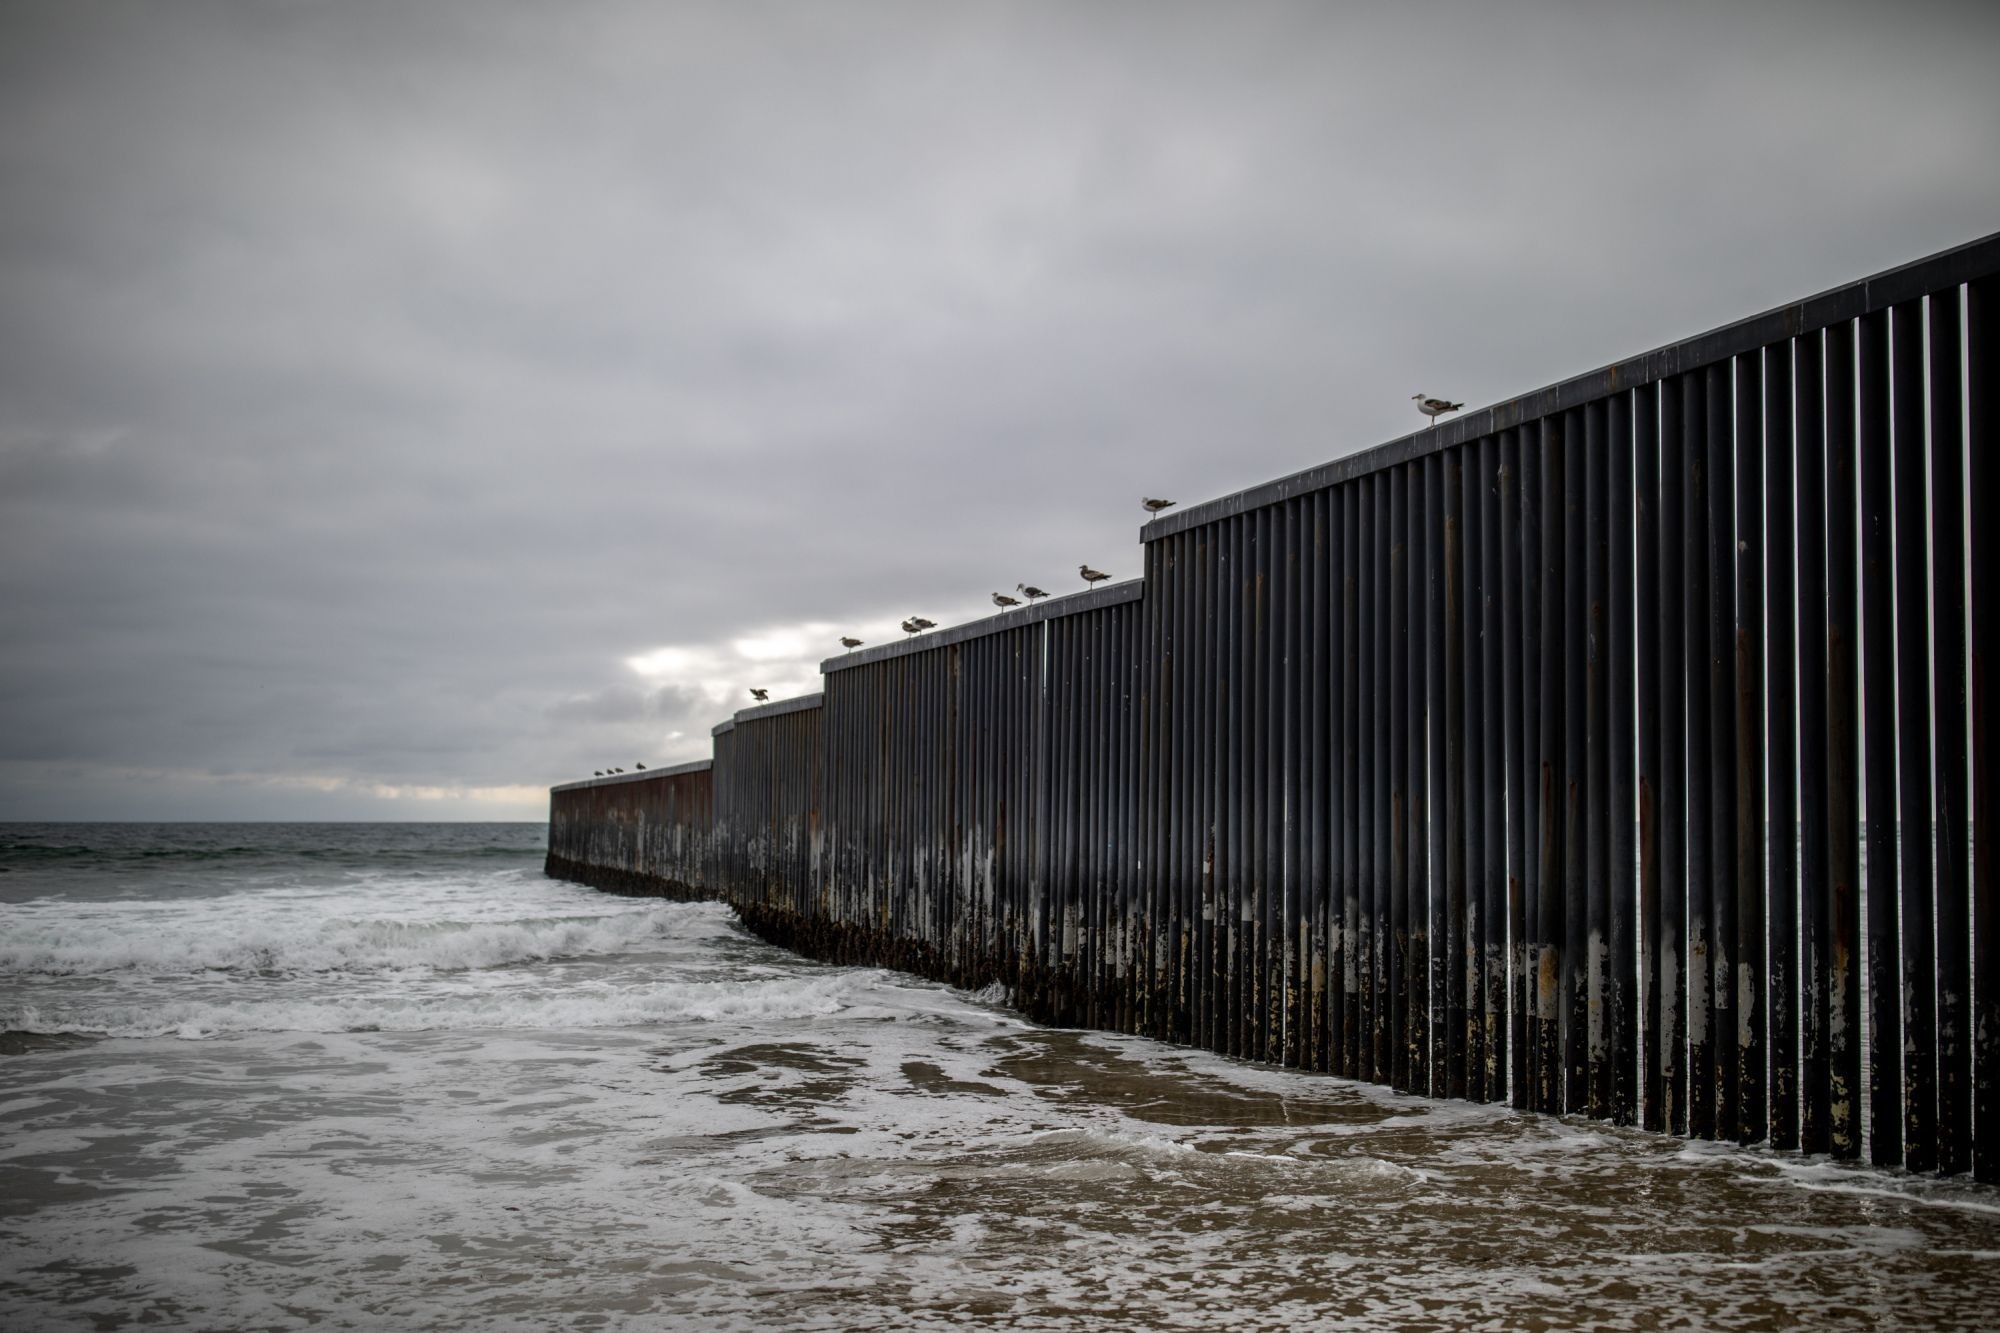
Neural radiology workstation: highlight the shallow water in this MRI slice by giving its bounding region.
[3,824,1996,1329]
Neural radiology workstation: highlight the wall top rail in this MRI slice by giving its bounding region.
[550,758,712,794]
[821,578,1145,674]
[1144,228,2000,543]
[716,691,825,735]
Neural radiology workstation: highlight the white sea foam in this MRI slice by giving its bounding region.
[1761,1157,2000,1217]
[0,889,704,978]
[2,969,864,1039]
[1021,1126,1199,1162]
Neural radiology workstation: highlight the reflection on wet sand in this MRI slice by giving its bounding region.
[701,1026,2000,1328]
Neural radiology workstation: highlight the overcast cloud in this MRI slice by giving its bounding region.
[2,0,1995,821]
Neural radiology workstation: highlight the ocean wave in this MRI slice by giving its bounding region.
[0,843,96,860]
[0,908,680,978]
[0,971,862,1039]
[295,845,544,862]
[0,842,540,866]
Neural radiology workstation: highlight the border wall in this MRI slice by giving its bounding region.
[549,231,1999,1179]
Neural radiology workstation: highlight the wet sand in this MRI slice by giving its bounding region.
[6,1003,1999,1329]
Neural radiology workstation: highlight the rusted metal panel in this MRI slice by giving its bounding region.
[1307,488,1331,1071]
[1636,388,1665,1132]
[1340,482,1361,1079]
[1685,370,1716,1141]
[1464,436,1496,1096]
[1928,287,1970,1178]
[1535,415,1566,1116]
[1891,299,1937,1173]
[1795,330,1832,1157]
[1387,460,1411,1093]
[1585,397,1611,1121]
[546,763,716,899]
[1432,449,1455,1099]
[1659,378,1690,1137]
[1564,406,1589,1115]
[1766,345,1800,1152]
[1970,275,1999,1183]
[1503,429,1531,1112]
[1826,316,1864,1161]
[1859,308,1901,1167]
[1359,476,1380,1083]
[1475,437,1503,1104]
[1735,350,1768,1147]
[1705,362,1739,1144]
[1609,391,1638,1127]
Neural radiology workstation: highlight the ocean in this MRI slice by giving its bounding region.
[3,822,1996,1330]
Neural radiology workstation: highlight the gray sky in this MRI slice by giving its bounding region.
[3,0,1995,821]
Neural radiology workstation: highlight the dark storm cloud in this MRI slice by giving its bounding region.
[2,0,1995,818]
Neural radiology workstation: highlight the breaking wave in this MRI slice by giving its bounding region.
[0,908,682,979]
[1,969,867,1040]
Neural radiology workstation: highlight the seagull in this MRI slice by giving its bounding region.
[1017,583,1050,601]
[1413,394,1464,426]
[1079,564,1111,586]
[749,688,770,702]
[614,768,625,773]
[909,616,936,633]
[992,592,1021,609]
[1142,497,1176,513]
[594,771,603,777]
[635,762,646,770]
[840,636,863,651]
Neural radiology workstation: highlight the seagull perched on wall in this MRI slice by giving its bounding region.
[749,688,770,702]
[992,592,1021,609]
[1079,564,1111,586]
[594,771,603,777]
[1017,583,1049,601]
[910,617,936,632]
[1413,394,1464,426]
[635,762,646,770]
[840,636,863,651]
[1142,497,1176,513]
